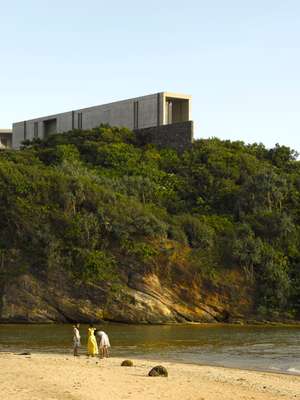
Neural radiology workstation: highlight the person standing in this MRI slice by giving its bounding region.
[73,323,81,357]
[87,324,98,357]
[95,330,111,358]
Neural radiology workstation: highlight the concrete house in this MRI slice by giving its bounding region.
[0,129,12,148]
[12,92,193,151]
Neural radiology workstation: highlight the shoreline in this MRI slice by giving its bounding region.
[1,353,299,400]
[1,320,300,327]
[1,349,300,378]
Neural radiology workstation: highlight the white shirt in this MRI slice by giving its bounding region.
[73,327,81,344]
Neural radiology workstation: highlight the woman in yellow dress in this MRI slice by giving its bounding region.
[87,324,98,356]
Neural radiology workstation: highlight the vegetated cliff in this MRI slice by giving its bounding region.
[0,126,299,323]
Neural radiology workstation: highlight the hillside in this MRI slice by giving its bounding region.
[0,126,299,323]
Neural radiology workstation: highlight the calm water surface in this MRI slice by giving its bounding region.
[0,323,299,375]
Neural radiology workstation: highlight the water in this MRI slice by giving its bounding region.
[0,323,299,375]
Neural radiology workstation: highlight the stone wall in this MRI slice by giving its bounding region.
[135,121,194,152]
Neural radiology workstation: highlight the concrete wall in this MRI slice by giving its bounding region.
[12,123,25,148]
[76,93,161,130]
[13,93,163,147]
[12,92,192,149]
[13,111,75,147]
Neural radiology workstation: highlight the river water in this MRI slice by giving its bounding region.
[0,323,299,375]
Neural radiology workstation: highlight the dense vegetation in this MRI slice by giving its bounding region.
[0,126,299,320]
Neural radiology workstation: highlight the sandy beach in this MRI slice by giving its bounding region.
[0,353,299,400]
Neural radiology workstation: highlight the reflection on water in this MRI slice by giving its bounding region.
[0,323,299,375]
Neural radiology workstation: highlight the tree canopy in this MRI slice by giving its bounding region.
[1,126,299,320]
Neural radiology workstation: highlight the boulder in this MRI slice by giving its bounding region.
[148,365,168,377]
[121,359,133,367]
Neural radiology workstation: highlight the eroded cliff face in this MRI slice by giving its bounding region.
[0,269,252,324]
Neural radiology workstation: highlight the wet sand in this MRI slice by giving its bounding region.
[0,352,299,400]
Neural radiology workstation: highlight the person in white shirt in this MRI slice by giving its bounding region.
[73,323,81,356]
[95,330,111,358]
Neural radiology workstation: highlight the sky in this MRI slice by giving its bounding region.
[1,0,300,151]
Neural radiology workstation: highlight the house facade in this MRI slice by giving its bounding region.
[12,92,193,151]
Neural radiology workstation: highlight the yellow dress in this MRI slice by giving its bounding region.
[87,327,98,356]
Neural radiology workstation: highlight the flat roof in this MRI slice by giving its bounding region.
[0,129,12,133]
[163,92,192,100]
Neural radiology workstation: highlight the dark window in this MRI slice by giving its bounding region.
[34,122,38,138]
[78,112,82,129]
[24,121,27,140]
[43,119,57,139]
[166,100,173,124]
[133,101,139,129]
[157,93,160,126]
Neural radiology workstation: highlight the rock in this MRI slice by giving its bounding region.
[121,359,133,367]
[18,352,31,356]
[0,270,251,324]
[148,365,168,377]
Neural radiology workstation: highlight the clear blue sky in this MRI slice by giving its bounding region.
[1,1,299,151]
